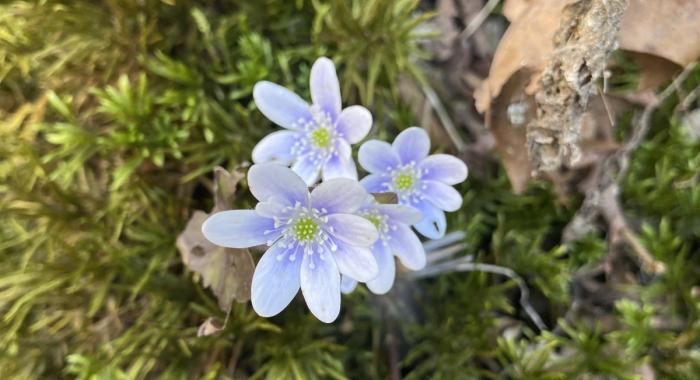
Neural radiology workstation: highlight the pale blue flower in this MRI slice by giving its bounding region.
[252,57,373,185]
[358,127,468,239]
[341,198,425,295]
[202,163,379,323]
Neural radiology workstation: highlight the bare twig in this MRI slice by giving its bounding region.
[459,0,501,41]
[419,80,468,153]
[564,62,698,274]
[410,257,547,331]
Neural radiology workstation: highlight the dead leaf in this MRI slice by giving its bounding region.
[486,69,535,193]
[619,0,700,67]
[213,165,245,212]
[177,166,254,312]
[372,192,398,204]
[197,317,224,337]
[477,0,700,191]
[628,52,682,91]
[177,211,255,312]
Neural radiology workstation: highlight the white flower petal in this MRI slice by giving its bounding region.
[251,243,302,317]
[291,153,323,186]
[421,180,463,212]
[322,140,358,181]
[248,163,309,204]
[412,200,447,240]
[393,127,430,164]
[310,57,342,118]
[366,242,396,295]
[340,275,358,294]
[388,223,426,270]
[253,81,310,129]
[326,214,379,247]
[202,210,276,248]
[358,140,400,174]
[252,130,300,165]
[376,204,423,225]
[333,242,378,282]
[335,106,372,144]
[301,251,341,323]
[419,154,468,185]
[311,178,370,214]
[360,174,392,193]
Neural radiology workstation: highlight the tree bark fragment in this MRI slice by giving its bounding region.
[527,0,628,172]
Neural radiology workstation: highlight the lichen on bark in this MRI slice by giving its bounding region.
[527,0,629,172]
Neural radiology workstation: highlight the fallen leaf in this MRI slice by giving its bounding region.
[197,317,224,337]
[618,0,700,67]
[176,166,254,312]
[213,166,245,212]
[477,0,700,191]
[177,211,255,312]
[485,69,535,193]
[372,192,398,204]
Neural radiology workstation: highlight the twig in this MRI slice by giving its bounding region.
[410,257,547,331]
[564,62,698,273]
[419,80,468,153]
[459,0,501,41]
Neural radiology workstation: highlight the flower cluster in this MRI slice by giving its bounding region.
[202,57,467,322]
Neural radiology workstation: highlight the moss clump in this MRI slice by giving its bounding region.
[2,1,700,379]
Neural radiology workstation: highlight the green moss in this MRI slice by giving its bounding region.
[2,1,700,379]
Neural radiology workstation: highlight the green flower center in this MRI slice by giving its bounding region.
[310,128,331,148]
[394,174,414,191]
[365,214,382,229]
[293,218,318,241]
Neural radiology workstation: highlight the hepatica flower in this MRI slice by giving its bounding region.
[359,127,468,239]
[252,57,373,185]
[201,163,379,323]
[341,199,425,295]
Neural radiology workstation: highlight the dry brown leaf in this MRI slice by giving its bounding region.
[176,166,254,312]
[477,0,700,191]
[372,192,398,204]
[213,166,245,212]
[474,0,571,115]
[486,70,535,193]
[177,211,255,312]
[619,0,700,67]
[197,317,224,337]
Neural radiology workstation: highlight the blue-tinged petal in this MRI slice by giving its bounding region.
[310,57,342,118]
[322,140,357,181]
[421,180,463,212]
[255,196,292,219]
[360,174,392,193]
[335,106,372,144]
[388,223,426,270]
[326,214,378,247]
[253,81,311,130]
[393,127,430,164]
[419,154,468,185]
[300,251,341,323]
[248,163,308,204]
[412,200,447,240]
[252,130,301,165]
[333,242,378,282]
[291,153,323,186]
[340,275,358,294]
[358,140,400,174]
[202,210,277,248]
[376,204,423,225]
[311,178,370,214]
[366,242,396,295]
[251,243,302,317]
